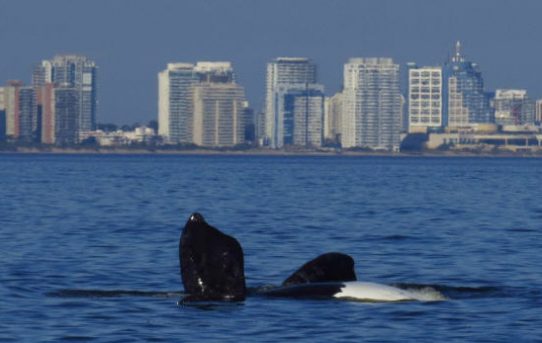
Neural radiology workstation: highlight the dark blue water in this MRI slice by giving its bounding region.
[1,154,542,342]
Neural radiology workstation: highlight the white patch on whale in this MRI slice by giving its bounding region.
[334,282,446,302]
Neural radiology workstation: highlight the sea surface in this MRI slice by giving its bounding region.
[1,154,541,342]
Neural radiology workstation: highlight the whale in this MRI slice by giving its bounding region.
[180,213,246,301]
[179,213,444,302]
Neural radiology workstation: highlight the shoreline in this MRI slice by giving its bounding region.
[1,147,542,158]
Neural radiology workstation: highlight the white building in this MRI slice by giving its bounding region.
[342,58,401,150]
[408,66,442,133]
[158,63,198,143]
[81,127,156,146]
[494,89,534,126]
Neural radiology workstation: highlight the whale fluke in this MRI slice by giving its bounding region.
[282,252,357,286]
[179,213,246,301]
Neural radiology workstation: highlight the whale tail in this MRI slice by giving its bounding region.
[282,252,357,286]
[179,213,246,301]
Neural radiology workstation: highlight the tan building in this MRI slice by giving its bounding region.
[3,81,23,139]
[158,61,249,147]
[192,82,247,147]
[39,83,56,144]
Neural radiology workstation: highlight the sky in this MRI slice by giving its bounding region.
[1,0,541,125]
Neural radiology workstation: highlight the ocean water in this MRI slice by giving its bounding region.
[1,154,541,342]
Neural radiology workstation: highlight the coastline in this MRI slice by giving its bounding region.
[1,146,542,158]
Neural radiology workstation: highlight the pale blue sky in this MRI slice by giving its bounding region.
[0,0,540,124]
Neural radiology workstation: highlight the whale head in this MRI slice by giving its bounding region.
[179,213,246,301]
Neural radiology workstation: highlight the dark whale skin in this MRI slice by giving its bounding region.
[180,213,246,301]
[282,252,357,286]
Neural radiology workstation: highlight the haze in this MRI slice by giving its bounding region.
[1,0,540,125]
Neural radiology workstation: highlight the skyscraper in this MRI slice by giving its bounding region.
[408,66,443,133]
[3,81,23,140]
[18,87,36,143]
[54,85,79,145]
[158,61,248,147]
[192,62,247,147]
[277,84,324,147]
[265,57,323,148]
[1,80,36,143]
[40,83,55,144]
[158,63,198,143]
[33,55,98,143]
[444,42,491,129]
[342,58,401,150]
[192,83,247,147]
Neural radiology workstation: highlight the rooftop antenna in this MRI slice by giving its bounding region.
[452,40,464,62]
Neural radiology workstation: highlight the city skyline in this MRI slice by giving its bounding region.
[1,0,542,125]
[2,47,541,150]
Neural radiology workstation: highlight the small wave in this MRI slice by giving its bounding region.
[363,234,414,242]
[403,286,447,301]
[507,227,536,233]
[393,283,503,299]
[381,234,412,241]
[46,289,184,298]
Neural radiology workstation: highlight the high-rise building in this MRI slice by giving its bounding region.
[342,58,401,150]
[54,85,79,145]
[402,62,418,132]
[277,84,324,147]
[493,89,535,126]
[39,83,55,144]
[191,62,247,147]
[3,81,22,140]
[265,57,323,148]
[408,66,443,133]
[33,55,98,142]
[158,63,198,143]
[324,92,343,144]
[445,42,491,129]
[18,87,36,143]
[158,61,248,147]
[192,82,247,147]
[2,81,36,143]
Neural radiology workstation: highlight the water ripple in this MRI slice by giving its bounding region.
[1,155,542,342]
